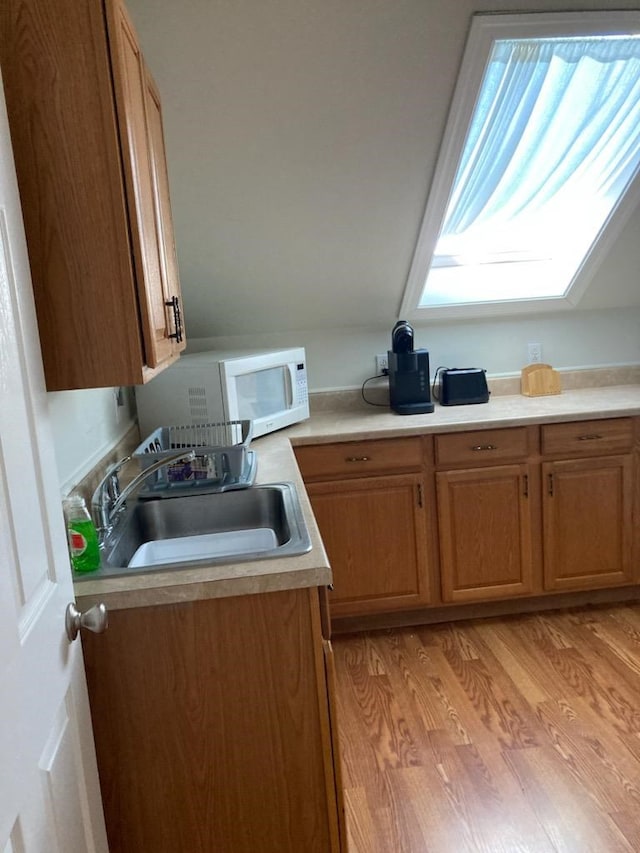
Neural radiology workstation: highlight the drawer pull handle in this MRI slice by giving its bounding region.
[472,444,497,452]
[577,434,603,441]
[346,456,370,462]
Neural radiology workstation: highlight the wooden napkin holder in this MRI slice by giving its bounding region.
[521,364,562,397]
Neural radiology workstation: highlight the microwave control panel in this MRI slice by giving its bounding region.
[296,362,309,404]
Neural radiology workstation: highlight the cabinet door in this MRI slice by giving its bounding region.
[543,455,634,591]
[0,0,150,390]
[437,464,536,603]
[82,588,342,853]
[143,65,186,354]
[307,474,431,617]
[106,0,181,368]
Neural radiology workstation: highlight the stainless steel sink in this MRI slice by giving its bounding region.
[75,483,311,579]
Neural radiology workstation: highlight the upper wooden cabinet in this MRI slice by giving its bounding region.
[0,0,185,390]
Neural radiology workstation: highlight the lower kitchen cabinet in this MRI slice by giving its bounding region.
[294,417,638,623]
[541,418,636,592]
[81,587,345,853]
[436,463,537,603]
[306,473,432,616]
[295,437,433,618]
[434,426,539,603]
[542,455,634,591]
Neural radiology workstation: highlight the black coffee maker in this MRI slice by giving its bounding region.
[388,321,434,415]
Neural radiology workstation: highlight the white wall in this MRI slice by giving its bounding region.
[188,306,640,391]
[48,388,137,494]
[46,302,639,489]
[127,0,640,342]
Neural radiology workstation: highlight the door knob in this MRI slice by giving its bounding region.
[65,602,108,642]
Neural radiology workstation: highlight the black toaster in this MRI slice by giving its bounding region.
[439,368,490,406]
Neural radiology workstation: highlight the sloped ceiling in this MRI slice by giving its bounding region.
[128,0,640,339]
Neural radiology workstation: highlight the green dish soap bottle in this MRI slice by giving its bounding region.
[63,494,100,573]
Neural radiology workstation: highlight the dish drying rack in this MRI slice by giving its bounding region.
[133,421,255,493]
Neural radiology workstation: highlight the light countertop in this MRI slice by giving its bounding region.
[75,383,640,611]
[288,383,640,444]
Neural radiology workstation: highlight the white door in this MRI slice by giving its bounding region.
[0,76,108,852]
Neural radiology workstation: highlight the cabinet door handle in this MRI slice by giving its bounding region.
[577,434,603,441]
[548,473,554,496]
[345,456,370,462]
[523,474,529,497]
[417,482,423,508]
[472,444,497,451]
[166,296,183,343]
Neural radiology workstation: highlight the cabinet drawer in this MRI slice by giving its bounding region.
[294,437,422,480]
[435,427,528,467]
[541,418,633,457]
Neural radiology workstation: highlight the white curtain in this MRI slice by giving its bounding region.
[438,37,640,257]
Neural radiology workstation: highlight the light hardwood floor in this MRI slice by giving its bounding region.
[332,603,640,852]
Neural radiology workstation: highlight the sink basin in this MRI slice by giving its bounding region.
[76,483,311,579]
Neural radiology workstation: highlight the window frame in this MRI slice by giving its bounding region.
[400,10,640,321]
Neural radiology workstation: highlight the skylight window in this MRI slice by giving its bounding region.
[401,12,640,318]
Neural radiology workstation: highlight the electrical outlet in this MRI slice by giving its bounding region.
[527,342,542,363]
[113,386,127,424]
[375,353,389,375]
[113,387,122,423]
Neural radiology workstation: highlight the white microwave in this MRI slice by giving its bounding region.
[135,347,310,439]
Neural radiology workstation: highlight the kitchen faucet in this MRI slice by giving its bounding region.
[91,449,196,543]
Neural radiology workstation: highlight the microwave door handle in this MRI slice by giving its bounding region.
[285,364,295,408]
